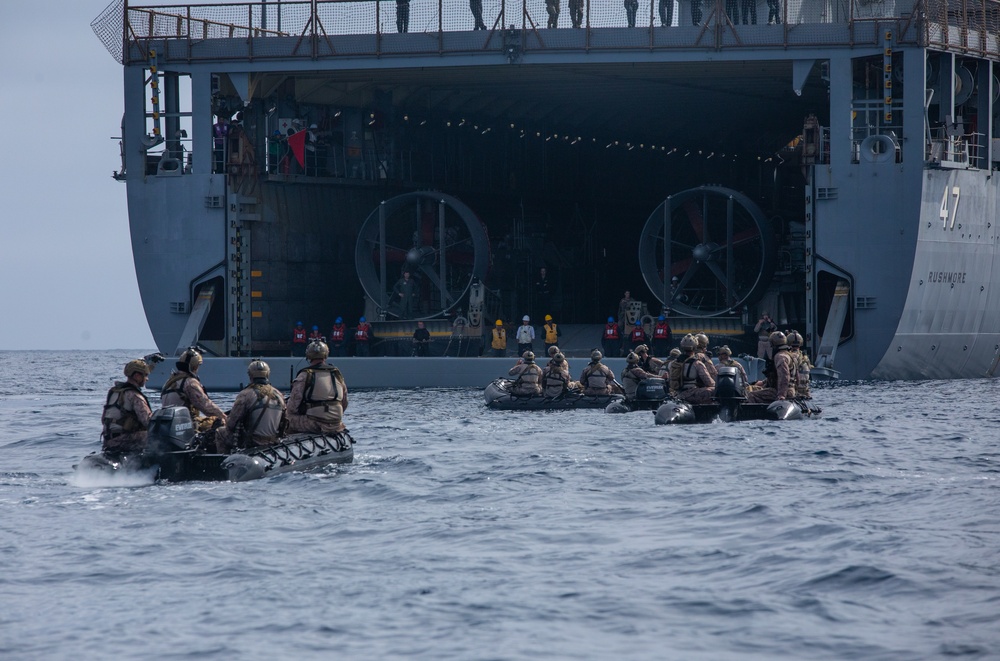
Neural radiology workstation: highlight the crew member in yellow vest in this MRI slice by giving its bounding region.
[542,314,561,354]
[491,319,507,357]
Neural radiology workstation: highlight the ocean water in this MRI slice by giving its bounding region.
[0,350,998,660]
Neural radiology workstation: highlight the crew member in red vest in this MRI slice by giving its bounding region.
[329,317,348,356]
[652,314,672,357]
[629,320,647,353]
[308,325,324,342]
[292,321,308,357]
[602,316,621,358]
[354,316,371,356]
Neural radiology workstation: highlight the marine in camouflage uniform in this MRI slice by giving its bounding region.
[288,341,349,435]
[675,334,716,405]
[786,330,812,399]
[715,345,749,386]
[694,333,718,380]
[748,332,794,403]
[542,353,571,398]
[101,359,153,454]
[509,351,544,396]
[160,348,227,430]
[620,353,658,401]
[216,360,287,453]
[579,350,616,396]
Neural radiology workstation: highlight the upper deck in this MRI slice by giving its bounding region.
[94,0,1000,65]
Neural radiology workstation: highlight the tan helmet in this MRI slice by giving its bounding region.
[669,348,681,358]
[306,340,329,360]
[679,334,697,350]
[179,347,203,372]
[548,345,560,357]
[553,352,566,365]
[124,359,150,378]
[717,345,732,357]
[590,349,603,362]
[247,359,270,380]
[544,314,553,321]
[635,344,649,354]
[495,319,503,326]
[769,331,788,347]
[787,331,803,347]
[522,350,535,362]
[626,352,639,364]
[696,333,709,349]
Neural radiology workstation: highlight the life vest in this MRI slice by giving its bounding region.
[794,351,811,392]
[292,328,307,343]
[512,363,542,394]
[604,323,620,340]
[620,367,645,398]
[630,328,645,343]
[542,367,568,397]
[355,323,370,342]
[668,359,683,393]
[681,357,709,391]
[308,330,324,341]
[329,324,346,342]
[544,323,559,344]
[653,322,671,340]
[515,325,533,344]
[102,381,150,438]
[297,364,344,424]
[237,383,285,445]
[161,372,198,417]
[582,363,610,391]
[492,328,506,350]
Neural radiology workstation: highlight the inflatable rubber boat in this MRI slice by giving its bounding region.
[484,378,625,410]
[77,406,354,482]
[653,366,821,424]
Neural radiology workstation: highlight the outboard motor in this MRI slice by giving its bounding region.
[145,407,197,460]
[633,378,667,411]
[713,366,747,422]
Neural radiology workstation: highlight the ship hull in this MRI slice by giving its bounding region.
[98,0,1000,383]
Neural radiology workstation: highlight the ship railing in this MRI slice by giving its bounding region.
[94,0,1000,64]
[926,129,984,168]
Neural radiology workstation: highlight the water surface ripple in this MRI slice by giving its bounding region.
[0,351,997,659]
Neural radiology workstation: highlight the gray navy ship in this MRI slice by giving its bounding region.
[93,0,1000,388]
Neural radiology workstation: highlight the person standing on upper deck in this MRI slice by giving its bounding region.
[471,0,487,29]
[658,0,673,25]
[766,0,780,24]
[624,0,639,26]
[546,0,560,28]
[396,0,410,32]
[568,0,583,27]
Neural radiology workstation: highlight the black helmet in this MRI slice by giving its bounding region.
[590,349,603,362]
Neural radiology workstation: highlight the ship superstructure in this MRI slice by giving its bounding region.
[93,0,1000,380]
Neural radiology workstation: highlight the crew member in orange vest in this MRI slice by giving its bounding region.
[602,316,621,358]
[292,321,307,357]
[329,317,347,357]
[308,325,324,342]
[354,316,371,356]
[652,314,672,356]
[629,320,647,353]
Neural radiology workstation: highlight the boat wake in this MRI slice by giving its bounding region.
[69,463,158,489]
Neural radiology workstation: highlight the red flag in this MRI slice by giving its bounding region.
[286,130,306,168]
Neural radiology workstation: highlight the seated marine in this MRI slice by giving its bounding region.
[161,347,228,430]
[101,358,153,454]
[215,360,287,453]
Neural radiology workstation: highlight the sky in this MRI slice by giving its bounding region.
[0,1,156,350]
